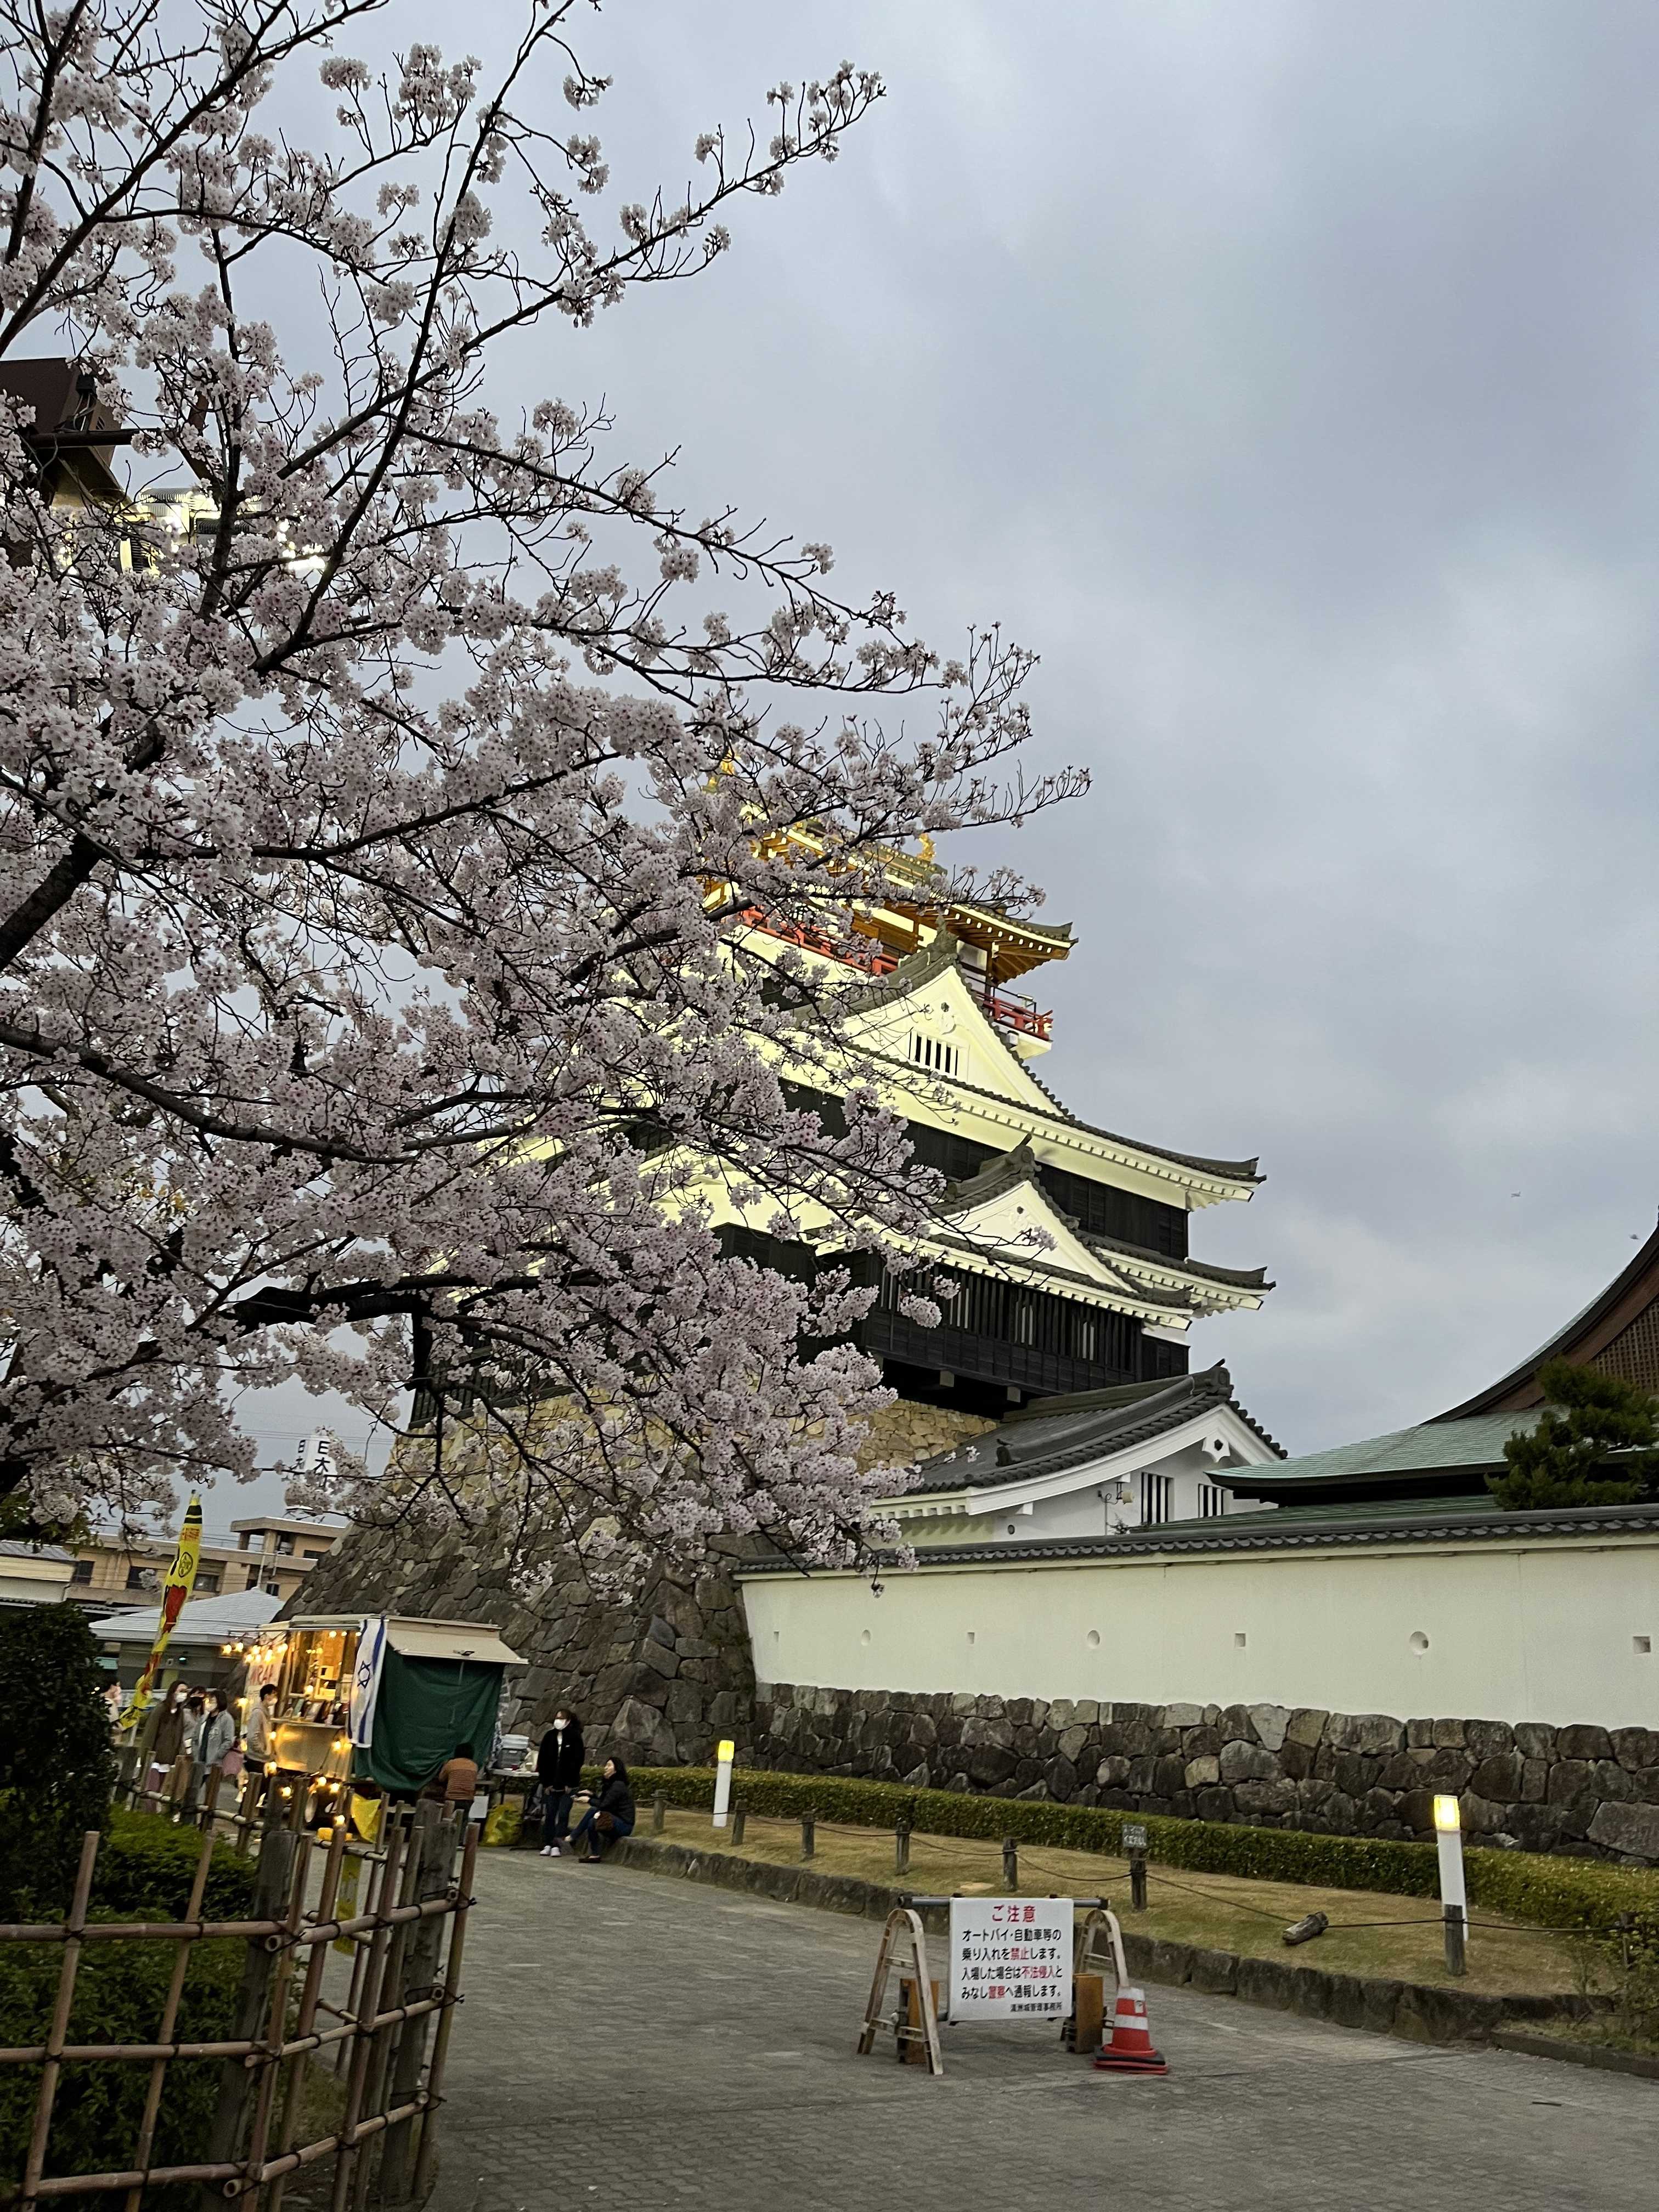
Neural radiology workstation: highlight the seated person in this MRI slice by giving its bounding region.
[569,1756,635,1862]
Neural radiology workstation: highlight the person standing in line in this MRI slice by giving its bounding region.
[150,1682,187,1805]
[536,1706,584,1858]
[169,1690,206,1817]
[195,1688,236,1815]
[244,1681,277,1798]
[569,1756,635,1863]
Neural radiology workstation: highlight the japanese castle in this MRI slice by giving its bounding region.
[712,850,1273,1448]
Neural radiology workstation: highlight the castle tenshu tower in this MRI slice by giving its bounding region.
[713,845,1271,1436]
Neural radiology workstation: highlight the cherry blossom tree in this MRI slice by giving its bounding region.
[0,1,1077,1574]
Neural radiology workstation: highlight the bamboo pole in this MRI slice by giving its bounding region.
[377,1810,456,2207]
[329,1819,408,2212]
[409,1824,478,2210]
[0,1992,450,2070]
[348,1826,425,2212]
[236,1833,312,2200]
[20,1830,100,2211]
[0,1894,454,1949]
[264,1827,347,2212]
[123,1830,217,2212]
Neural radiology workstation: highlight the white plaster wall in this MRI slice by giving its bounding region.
[740,1536,1659,1730]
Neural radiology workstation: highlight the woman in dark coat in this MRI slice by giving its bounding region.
[536,1706,584,1857]
[569,1757,635,1863]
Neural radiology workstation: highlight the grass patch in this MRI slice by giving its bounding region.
[645,1807,1594,2000]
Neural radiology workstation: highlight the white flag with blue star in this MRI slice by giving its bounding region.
[349,1616,387,1747]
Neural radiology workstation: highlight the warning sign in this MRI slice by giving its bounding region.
[948,1897,1074,2019]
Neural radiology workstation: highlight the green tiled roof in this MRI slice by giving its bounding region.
[1224,1412,1539,1498]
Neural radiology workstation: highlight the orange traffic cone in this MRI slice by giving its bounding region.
[1093,1984,1169,2075]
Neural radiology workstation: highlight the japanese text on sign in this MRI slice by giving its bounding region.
[949,1897,1074,2019]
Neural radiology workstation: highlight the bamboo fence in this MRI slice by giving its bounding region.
[0,1796,477,2212]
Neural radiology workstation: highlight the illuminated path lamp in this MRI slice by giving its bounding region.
[1433,1795,1467,1977]
[713,1739,736,1829]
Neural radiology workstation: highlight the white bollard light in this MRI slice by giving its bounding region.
[1432,1793,1466,1910]
[1433,1793,1467,1974]
[712,1737,736,1829]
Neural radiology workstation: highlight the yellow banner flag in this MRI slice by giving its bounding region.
[119,1494,202,1731]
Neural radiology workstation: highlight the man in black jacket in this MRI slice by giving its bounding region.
[536,1707,584,1856]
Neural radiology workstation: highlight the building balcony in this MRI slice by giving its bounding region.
[737,909,1052,1041]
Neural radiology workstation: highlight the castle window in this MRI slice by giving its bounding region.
[1139,1471,1173,1526]
[1198,1483,1227,1518]
[909,1032,958,1078]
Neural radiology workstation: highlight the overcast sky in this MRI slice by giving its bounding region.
[229,0,1659,1514]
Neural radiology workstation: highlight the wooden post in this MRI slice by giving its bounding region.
[19,1830,100,2211]
[800,1809,816,1860]
[651,1791,665,1835]
[1129,1849,1147,1914]
[1001,1837,1018,1891]
[1071,1973,1106,2056]
[349,1821,425,2212]
[238,1829,311,2199]
[730,1804,746,1848]
[124,1831,217,2212]
[1444,1902,1466,1978]
[265,1824,349,2212]
[201,1786,296,2209]
[377,1805,458,2209]
[197,1764,223,1835]
[409,1825,479,2210]
[330,1817,409,2212]
[895,1819,911,1876]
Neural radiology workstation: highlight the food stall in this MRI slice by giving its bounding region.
[274,1614,525,1807]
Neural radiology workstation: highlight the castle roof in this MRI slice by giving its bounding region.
[904,1362,1283,1499]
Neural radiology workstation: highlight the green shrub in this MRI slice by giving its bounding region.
[0,1933,241,2195]
[0,1808,257,2196]
[92,1809,257,1923]
[0,1607,115,1916]
[619,1764,1659,1945]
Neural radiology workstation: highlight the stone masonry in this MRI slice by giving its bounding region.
[752,1683,1659,1866]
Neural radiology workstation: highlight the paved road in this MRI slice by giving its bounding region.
[432,1850,1654,2212]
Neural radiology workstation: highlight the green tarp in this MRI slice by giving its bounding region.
[354,1649,500,1795]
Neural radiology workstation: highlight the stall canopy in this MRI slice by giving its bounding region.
[383,1621,522,1666]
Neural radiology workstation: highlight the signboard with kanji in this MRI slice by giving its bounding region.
[948,1898,1074,2019]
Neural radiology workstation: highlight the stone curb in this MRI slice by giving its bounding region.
[606,1833,1605,2051]
[1489,2029,1659,2081]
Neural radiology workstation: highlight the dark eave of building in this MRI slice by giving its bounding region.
[736,1494,1659,1574]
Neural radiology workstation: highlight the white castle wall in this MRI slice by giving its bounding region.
[739,1527,1659,1731]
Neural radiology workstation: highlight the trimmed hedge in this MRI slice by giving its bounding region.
[618,1764,1659,1946]
[91,1808,257,1922]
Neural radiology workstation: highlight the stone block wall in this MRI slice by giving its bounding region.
[752,1683,1659,1866]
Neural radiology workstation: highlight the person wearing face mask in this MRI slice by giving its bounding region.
[535,1706,584,1857]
